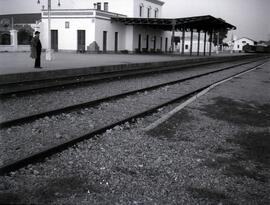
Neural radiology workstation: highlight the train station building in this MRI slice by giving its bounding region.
[0,0,236,55]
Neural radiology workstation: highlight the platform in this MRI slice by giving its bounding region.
[0,52,248,84]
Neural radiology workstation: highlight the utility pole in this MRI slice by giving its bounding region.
[37,0,61,61]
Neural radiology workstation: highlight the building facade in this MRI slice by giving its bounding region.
[233,37,256,52]
[39,0,172,53]
[1,0,233,54]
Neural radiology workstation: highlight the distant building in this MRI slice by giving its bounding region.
[233,37,256,52]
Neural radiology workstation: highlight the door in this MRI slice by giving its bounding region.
[103,31,107,52]
[146,35,149,51]
[51,30,58,52]
[138,34,141,52]
[77,30,85,52]
[114,32,118,52]
[165,37,168,52]
[153,36,156,50]
[160,37,163,51]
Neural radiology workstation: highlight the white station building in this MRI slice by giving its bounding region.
[39,0,172,53]
[0,0,236,55]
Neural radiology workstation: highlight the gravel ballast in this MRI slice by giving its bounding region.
[0,59,260,122]
[0,59,269,204]
[0,60,266,165]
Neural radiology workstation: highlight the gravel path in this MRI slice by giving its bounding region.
[0,59,266,167]
[0,58,259,122]
[0,59,269,205]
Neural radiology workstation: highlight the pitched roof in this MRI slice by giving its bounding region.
[236,37,256,42]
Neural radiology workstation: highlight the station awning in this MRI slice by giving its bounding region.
[111,15,236,31]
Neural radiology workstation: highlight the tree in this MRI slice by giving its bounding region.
[212,28,228,46]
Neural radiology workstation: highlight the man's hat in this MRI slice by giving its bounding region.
[35,31,40,35]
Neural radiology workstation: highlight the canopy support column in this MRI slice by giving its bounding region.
[203,31,207,56]
[197,30,200,56]
[171,19,176,53]
[190,29,193,56]
[181,28,185,55]
[209,29,213,56]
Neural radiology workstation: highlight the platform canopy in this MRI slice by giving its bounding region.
[111,15,236,32]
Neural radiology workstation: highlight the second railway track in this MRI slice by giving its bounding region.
[0,56,269,175]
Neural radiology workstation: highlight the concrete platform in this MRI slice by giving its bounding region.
[0,52,248,84]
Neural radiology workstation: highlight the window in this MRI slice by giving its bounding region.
[147,7,151,18]
[93,3,97,9]
[185,45,189,50]
[104,2,108,11]
[97,2,101,10]
[237,45,240,48]
[154,9,158,18]
[242,41,246,44]
[18,28,33,45]
[65,21,69,29]
[0,31,11,45]
[139,5,143,17]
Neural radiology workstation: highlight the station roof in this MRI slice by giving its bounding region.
[111,15,236,32]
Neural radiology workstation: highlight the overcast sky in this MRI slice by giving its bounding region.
[162,0,270,41]
[1,0,269,41]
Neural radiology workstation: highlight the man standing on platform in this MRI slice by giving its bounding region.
[30,31,42,69]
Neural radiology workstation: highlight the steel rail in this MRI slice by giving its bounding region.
[0,57,267,129]
[0,60,268,175]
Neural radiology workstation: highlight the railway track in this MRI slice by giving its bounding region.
[0,56,269,175]
[0,55,260,96]
[0,56,266,128]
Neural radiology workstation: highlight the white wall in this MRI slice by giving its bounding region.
[134,0,163,18]
[233,37,255,51]
[93,19,172,52]
[41,17,96,51]
[178,41,214,53]
[132,25,171,51]
[88,0,164,18]
[1,0,164,17]
[95,18,127,52]
[2,0,173,52]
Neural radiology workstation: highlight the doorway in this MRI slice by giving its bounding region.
[77,30,85,52]
[103,31,107,52]
[51,30,58,52]
[114,32,118,52]
[146,35,149,51]
[138,34,141,52]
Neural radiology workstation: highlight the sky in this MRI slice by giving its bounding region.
[0,0,269,41]
[162,0,270,41]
